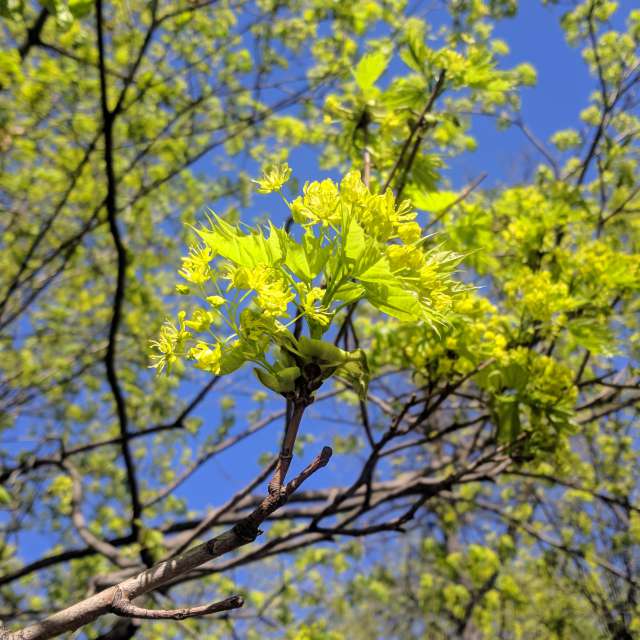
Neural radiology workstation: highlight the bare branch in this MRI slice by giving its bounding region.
[4,447,333,640]
[383,69,446,193]
[110,592,243,620]
[61,460,136,569]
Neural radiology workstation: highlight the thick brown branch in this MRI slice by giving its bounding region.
[4,448,332,640]
[268,400,308,495]
[95,0,145,558]
[17,8,48,60]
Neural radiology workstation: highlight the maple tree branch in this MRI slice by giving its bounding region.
[3,447,333,640]
[110,592,243,620]
[383,69,446,194]
[268,400,308,495]
[17,8,48,60]
[61,460,136,569]
[96,0,146,563]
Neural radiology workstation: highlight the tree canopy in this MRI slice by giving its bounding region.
[1,1,639,639]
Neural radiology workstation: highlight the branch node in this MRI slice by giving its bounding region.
[110,588,243,620]
[231,521,260,544]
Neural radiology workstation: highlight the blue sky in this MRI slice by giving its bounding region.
[176,0,625,512]
[9,0,637,593]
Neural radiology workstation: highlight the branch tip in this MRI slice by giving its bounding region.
[111,592,243,620]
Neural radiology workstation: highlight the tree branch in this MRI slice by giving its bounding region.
[110,592,243,620]
[4,447,333,640]
[95,0,144,559]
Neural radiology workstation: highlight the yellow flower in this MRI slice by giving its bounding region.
[179,244,213,285]
[184,308,216,332]
[339,170,369,205]
[358,189,416,241]
[224,263,268,291]
[397,221,422,244]
[188,342,222,373]
[149,311,191,373]
[223,263,251,290]
[256,278,295,317]
[387,245,423,272]
[252,163,292,193]
[302,286,332,327]
[238,309,274,356]
[224,263,293,317]
[206,295,225,307]
[291,179,341,227]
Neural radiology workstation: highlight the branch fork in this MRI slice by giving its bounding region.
[5,446,332,640]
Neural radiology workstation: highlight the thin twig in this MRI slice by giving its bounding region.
[424,172,487,230]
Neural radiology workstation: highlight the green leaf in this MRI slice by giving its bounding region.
[342,216,367,263]
[69,0,92,17]
[567,318,616,356]
[357,257,424,322]
[501,363,529,393]
[407,155,443,191]
[197,213,284,268]
[334,282,365,304]
[0,486,11,506]
[496,396,521,443]
[382,77,425,109]
[362,281,423,322]
[254,366,301,394]
[356,255,395,285]
[353,51,390,94]
[0,0,23,19]
[283,229,329,281]
[409,189,458,213]
[297,336,347,366]
[219,344,248,375]
[402,19,428,73]
[336,349,369,400]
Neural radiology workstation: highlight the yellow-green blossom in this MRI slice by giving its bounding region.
[252,163,292,193]
[225,264,294,317]
[359,189,416,241]
[179,243,214,285]
[387,244,424,272]
[256,279,295,317]
[339,170,369,205]
[149,311,191,373]
[188,341,222,373]
[291,178,341,226]
[206,295,225,307]
[184,308,216,332]
[397,221,422,244]
[302,286,333,327]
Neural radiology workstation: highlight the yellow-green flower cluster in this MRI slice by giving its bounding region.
[178,244,213,285]
[364,290,507,379]
[152,165,464,398]
[504,270,572,323]
[292,170,419,242]
[251,162,292,194]
[149,311,191,373]
[301,286,333,327]
[224,263,295,318]
[188,341,222,373]
[291,178,341,227]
